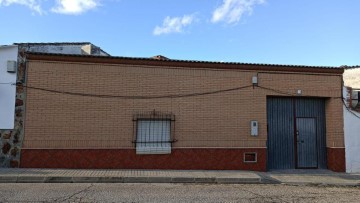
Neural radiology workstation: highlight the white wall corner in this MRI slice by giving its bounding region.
[0,45,18,129]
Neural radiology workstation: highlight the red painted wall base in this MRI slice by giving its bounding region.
[327,148,346,172]
[20,148,267,171]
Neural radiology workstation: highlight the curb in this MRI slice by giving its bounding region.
[281,182,360,187]
[0,176,261,184]
[256,173,282,184]
[1,175,357,186]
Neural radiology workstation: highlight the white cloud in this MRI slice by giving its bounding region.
[153,15,195,36]
[0,0,43,14]
[51,0,99,15]
[211,0,265,24]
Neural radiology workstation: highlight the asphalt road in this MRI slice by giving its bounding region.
[0,183,359,203]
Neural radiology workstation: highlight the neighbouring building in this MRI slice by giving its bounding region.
[0,42,109,167]
[0,43,346,172]
[343,66,360,112]
[344,66,360,89]
[343,66,360,173]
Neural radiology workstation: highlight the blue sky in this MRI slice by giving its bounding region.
[0,0,359,66]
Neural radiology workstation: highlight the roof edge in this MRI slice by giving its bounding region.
[343,65,360,70]
[14,42,92,46]
[0,45,18,48]
[25,52,344,74]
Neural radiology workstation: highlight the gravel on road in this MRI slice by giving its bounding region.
[0,183,359,203]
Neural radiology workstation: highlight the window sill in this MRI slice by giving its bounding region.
[136,147,171,155]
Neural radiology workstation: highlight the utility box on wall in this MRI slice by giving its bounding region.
[251,120,258,136]
[7,60,17,73]
[0,45,18,129]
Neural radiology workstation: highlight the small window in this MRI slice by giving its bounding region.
[133,111,175,154]
[351,90,360,110]
[244,152,257,163]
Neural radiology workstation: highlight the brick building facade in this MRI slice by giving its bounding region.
[14,52,345,172]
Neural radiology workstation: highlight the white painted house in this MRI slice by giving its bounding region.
[0,45,18,129]
[0,42,109,129]
[343,66,360,173]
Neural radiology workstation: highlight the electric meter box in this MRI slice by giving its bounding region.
[7,60,17,73]
[251,120,258,136]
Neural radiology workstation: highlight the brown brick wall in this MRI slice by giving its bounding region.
[325,98,345,147]
[23,61,344,149]
[327,148,346,172]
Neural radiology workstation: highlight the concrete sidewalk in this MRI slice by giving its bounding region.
[265,169,360,186]
[0,168,359,186]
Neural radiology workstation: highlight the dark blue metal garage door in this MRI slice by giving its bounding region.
[267,97,326,170]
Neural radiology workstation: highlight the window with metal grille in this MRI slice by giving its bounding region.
[133,111,176,154]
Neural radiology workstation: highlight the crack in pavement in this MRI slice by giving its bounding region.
[50,184,94,203]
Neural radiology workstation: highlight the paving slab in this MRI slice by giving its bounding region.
[0,168,261,184]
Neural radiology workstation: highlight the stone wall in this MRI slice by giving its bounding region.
[0,48,26,167]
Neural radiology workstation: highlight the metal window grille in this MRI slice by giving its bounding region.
[133,110,176,154]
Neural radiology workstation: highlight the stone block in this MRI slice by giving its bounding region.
[2,132,12,139]
[2,142,11,154]
[10,147,18,157]
[15,99,23,107]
